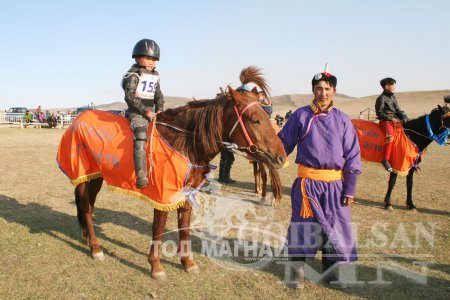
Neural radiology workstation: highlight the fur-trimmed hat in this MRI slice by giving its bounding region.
[312,63,337,88]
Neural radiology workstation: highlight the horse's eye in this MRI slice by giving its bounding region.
[250,119,260,125]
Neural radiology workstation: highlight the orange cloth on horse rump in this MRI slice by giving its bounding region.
[271,120,281,134]
[56,110,190,211]
[351,120,421,176]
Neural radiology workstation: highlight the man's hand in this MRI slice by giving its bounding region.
[343,196,354,206]
[145,110,155,120]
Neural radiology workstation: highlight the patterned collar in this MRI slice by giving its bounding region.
[310,100,334,115]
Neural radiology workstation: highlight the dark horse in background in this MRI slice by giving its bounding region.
[384,97,450,210]
[70,67,287,280]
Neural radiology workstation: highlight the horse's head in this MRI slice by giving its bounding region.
[222,84,287,169]
[438,100,450,130]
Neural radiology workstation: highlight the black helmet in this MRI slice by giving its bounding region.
[132,39,160,60]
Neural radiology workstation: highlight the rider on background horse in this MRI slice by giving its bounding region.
[122,39,165,189]
[375,77,408,172]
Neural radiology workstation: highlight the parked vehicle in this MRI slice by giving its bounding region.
[5,107,27,122]
[76,103,96,115]
[107,109,126,116]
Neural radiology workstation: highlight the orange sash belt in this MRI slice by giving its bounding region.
[297,165,343,218]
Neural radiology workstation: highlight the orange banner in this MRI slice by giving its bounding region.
[57,110,190,211]
[351,120,421,176]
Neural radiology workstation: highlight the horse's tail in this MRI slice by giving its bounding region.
[74,185,83,228]
[269,166,282,203]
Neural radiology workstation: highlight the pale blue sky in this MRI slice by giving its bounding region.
[1,0,449,109]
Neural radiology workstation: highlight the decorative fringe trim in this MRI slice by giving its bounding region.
[360,158,410,176]
[106,185,186,211]
[70,172,102,186]
[299,178,315,218]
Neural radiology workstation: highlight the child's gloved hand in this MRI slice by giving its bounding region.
[145,110,155,120]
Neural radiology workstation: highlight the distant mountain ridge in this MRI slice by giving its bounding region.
[49,89,449,118]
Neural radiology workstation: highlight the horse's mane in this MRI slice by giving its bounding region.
[239,66,271,97]
[405,106,449,129]
[403,105,450,150]
[157,95,228,162]
[157,66,270,163]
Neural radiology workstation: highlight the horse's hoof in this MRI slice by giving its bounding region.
[182,259,200,274]
[408,206,417,212]
[92,251,105,261]
[151,271,167,281]
[385,205,394,211]
[186,265,200,274]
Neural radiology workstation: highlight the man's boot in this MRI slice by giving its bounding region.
[322,259,346,288]
[223,161,236,184]
[218,160,226,182]
[381,159,393,172]
[134,140,149,189]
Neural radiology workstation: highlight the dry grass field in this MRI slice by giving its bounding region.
[1,117,449,299]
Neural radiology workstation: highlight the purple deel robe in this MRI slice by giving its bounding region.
[278,104,361,262]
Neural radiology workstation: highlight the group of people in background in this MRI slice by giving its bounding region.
[23,106,74,128]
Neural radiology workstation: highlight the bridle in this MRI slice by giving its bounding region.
[403,108,450,145]
[439,110,450,130]
[227,101,265,154]
[154,99,274,164]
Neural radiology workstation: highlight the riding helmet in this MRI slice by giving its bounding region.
[132,39,160,60]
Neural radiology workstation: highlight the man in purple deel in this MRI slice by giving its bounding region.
[278,66,361,288]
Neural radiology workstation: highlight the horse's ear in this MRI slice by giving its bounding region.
[251,87,258,94]
[228,86,241,103]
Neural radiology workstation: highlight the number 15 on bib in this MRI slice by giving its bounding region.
[136,74,159,99]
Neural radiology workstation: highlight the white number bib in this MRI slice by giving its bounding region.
[136,73,159,99]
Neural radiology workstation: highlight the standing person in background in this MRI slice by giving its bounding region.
[36,105,45,122]
[47,113,57,128]
[375,77,408,172]
[259,91,273,117]
[278,67,361,288]
[24,110,33,123]
[285,110,293,120]
[122,39,165,189]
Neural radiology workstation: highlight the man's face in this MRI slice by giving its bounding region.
[313,80,336,106]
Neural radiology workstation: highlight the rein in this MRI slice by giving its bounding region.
[404,110,450,146]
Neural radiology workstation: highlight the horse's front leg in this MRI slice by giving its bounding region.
[177,202,199,274]
[148,209,168,281]
[384,172,397,210]
[406,168,416,210]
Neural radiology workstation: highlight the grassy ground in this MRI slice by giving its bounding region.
[0,127,449,300]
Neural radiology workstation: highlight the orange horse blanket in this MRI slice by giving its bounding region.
[57,110,191,211]
[351,120,421,176]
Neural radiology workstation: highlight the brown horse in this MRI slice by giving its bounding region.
[69,67,287,280]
